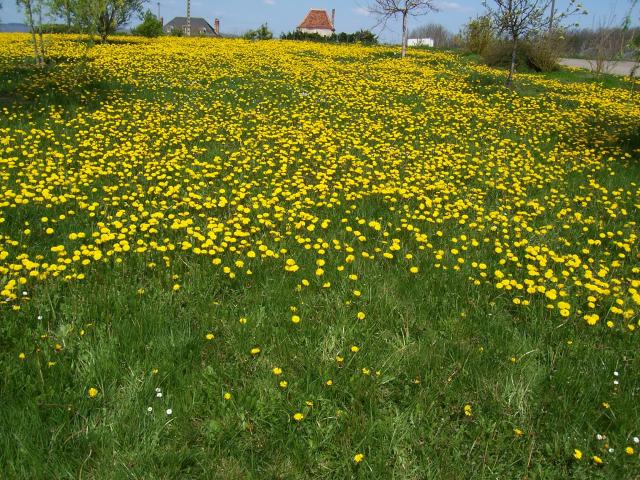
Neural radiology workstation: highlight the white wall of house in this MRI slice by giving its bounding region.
[298,28,333,37]
[408,38,434,47]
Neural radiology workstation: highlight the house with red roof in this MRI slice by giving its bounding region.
[297,9,335,37]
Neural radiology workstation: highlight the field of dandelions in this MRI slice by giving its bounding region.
[1,34,639,478]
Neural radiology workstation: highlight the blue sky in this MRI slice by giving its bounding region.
[1,1,636,42]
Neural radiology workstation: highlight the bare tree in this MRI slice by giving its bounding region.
[368,0,438,58]
[484,0,583,86]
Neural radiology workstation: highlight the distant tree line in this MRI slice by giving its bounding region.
[409,23,459,49]
[563,27,640,60]
[280,30,378,45]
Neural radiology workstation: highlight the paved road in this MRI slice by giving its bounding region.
[560,58,640,77]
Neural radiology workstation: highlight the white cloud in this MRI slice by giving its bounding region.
[353,7,370,16]
[436,1,473,13]
[264,0,276,5]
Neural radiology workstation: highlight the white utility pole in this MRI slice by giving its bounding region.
[186,0,191,36]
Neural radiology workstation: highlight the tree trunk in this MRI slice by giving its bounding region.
[507,36,517,87]
[401,10,408,59]
[100,13,109,42]
[24,0,42,66]
[38,30,45,65]
[37,4,46,65]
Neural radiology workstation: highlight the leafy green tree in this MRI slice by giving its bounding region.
[97,0,145,41]
[131,9,162,37]
[69,0,145,41]
[48,0,77,27]
[244,23,272,41]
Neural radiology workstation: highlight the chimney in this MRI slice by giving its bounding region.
[331,9,335,31]
[214,18,220,35]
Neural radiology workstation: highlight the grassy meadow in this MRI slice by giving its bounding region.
[0,34,639,479]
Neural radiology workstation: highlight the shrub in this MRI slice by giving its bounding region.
[131,11,164,38]
[462,16,494,55]
[482,40,527,69]
[527,32,564,72]
[481,33,563,73]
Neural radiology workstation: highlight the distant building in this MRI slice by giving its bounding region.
[164,17,220,37]
[297,9,335,37]
[408,38,434,47]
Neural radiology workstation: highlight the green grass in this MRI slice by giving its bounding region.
[3,249,637,479]
[0,35,639,479]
